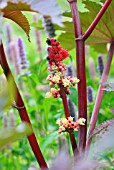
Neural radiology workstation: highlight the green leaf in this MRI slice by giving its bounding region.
[37,59,47,81]
[89,0,101,3]
[69,87,78,105]
[0,74,16,113]
[80,1,112,53]
[101,92,114,108]
[77,0,88,13]
[58,32,75,51]
[0,65,3,74]
[3,11,30,41]
[55,21,74,33]
[57,0,101,13]
[0,89,11,112]
[30,20,43,30]
[0,122,32,150]
[41,131,58,152]
[58,1,114,53]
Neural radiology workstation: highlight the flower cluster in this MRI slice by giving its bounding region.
[45,38,80,98]
[56,116,86,134]
[45,88,60,98]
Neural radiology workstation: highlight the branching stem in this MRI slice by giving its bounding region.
[68,0,87,153]
[83,0,112,41]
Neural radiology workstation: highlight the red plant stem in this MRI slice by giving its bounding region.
[83,0,112,41]
[68,0,87,153]
[0,42,48,170]
[86,41,114,150]
[60,86,79,156]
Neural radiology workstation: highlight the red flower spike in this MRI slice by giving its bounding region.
[46,38,69,62]
[46,38,79,99]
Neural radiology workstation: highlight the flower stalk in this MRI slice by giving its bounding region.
[60,86,79,156]
[46,38,79,156]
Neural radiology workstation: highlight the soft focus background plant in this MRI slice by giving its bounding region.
[0,0,114,169]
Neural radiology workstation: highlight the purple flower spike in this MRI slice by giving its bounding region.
[43,16,56,38]
[6,24,12,44]
[98,55,104,78]
[87,86,93,103]
[18,37,29,74]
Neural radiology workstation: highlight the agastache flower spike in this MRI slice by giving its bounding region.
[2,112,8,128]
[6,24,12,44]
[87,86,93,103]
[43,16,56,38]
[5,24,13,62]
[17,37,30,75]
[45,38,80,98]
[97,55,104,78]
[10,42,21,75]
[67,64,74,77]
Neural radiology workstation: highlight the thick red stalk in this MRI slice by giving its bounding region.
[83,0,112,41]
[60,86,79,156]
[86,41,114,149]
[0,42,48,170]
[68,0,87,153]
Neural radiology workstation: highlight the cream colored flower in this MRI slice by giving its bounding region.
[51,64,58,70]
[62,118,68,125]
[45,92,52,98]
[78,118,86,125]
[68,116,73,122]
[62,78,71,87]
[72,77,80,84]
[47,74,52,80]
[74,128,78,131]
[51,88,57,94]
[52,74,60,83]
[56,119,62,125]
[56,71,62,76]
[59,126,65,131]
